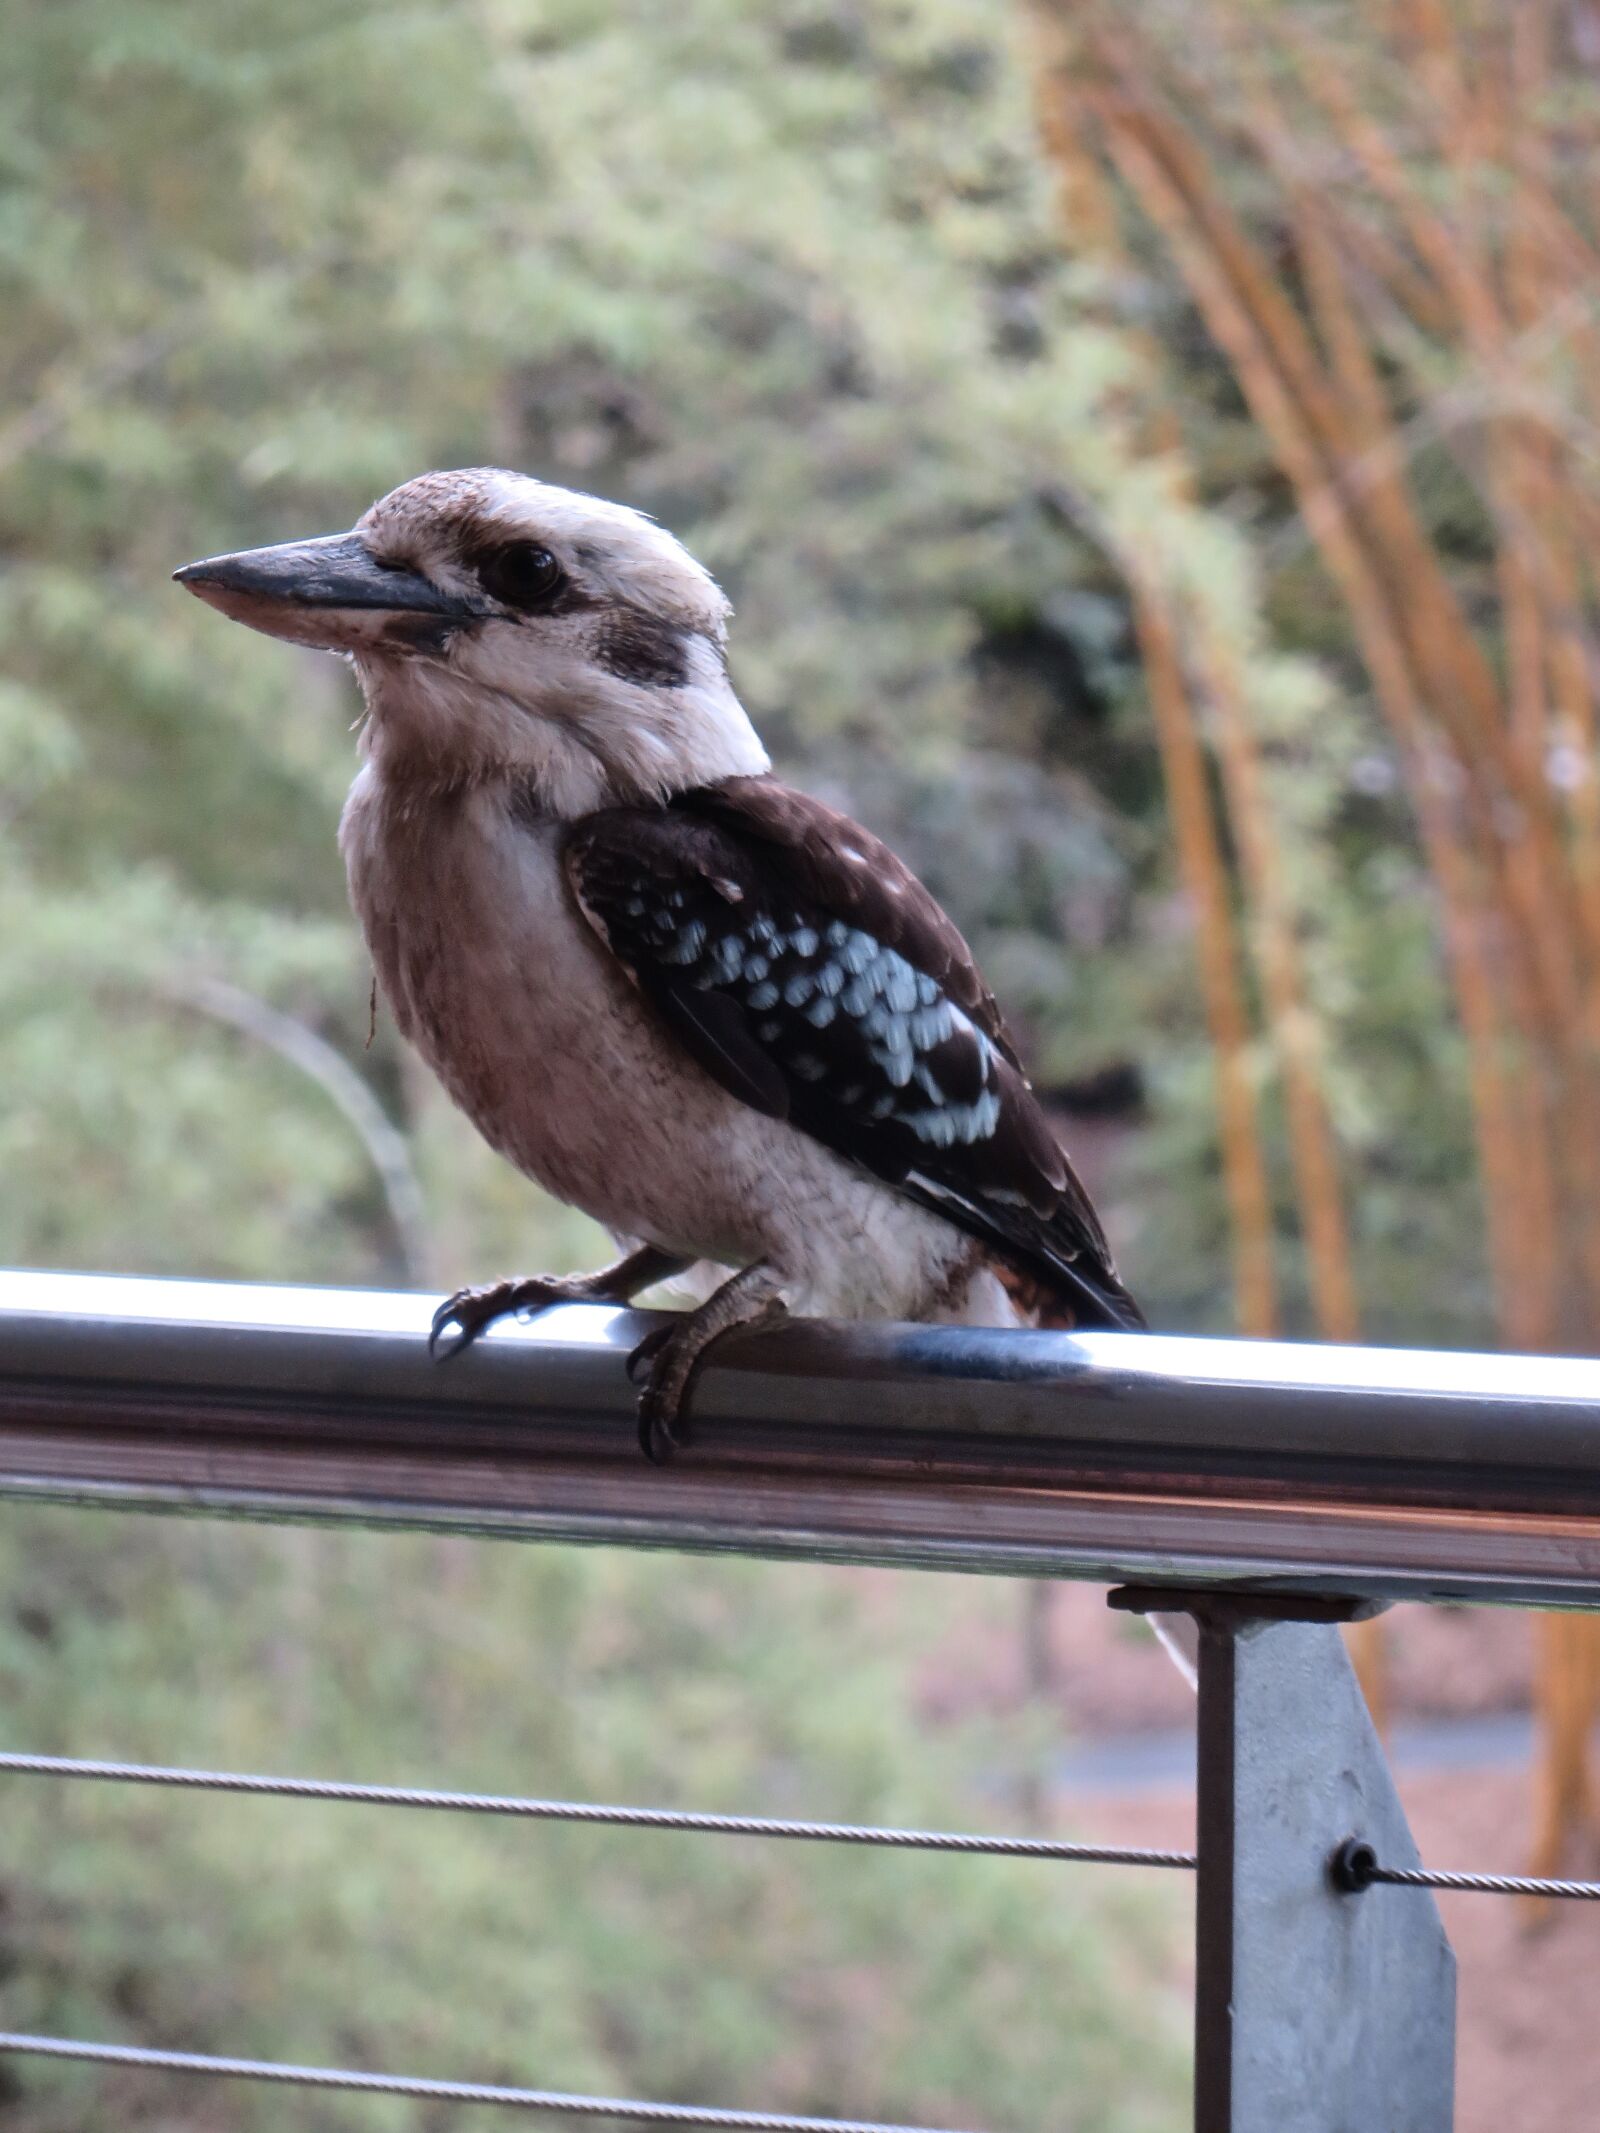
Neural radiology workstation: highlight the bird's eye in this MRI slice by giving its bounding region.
[474,541,566,613]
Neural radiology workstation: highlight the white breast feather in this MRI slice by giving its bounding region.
[339,771,1018,1325]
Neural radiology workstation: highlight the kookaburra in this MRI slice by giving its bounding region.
[177,468,1144,1457]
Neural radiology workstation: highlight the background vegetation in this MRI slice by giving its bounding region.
[3,0,1596,2124]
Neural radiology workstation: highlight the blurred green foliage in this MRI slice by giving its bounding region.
[0,2,1213,2125]
[1,0,1491,1340]
[0,1513,1189,2131]
[6,0,1170,1293]
[0,0,1514,2121]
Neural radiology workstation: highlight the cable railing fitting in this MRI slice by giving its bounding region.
[1331,1836,1600,1903]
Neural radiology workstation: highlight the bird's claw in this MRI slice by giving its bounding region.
[628,1326,687,1463]
[625,1325,675,1384]
[627,1293,787,1464]
[435,1267,785,1460]
[429,1290,486,1361]
[428,1276,569,1361]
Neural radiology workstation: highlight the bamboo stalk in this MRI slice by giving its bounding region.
[1128,574,1280,1337]
[1026,11,1283,1337]
[1106,61,1589,1054]
[1071,92,1538,1340]
[1042,0,1600,1893]
[1198,638,1359,1342]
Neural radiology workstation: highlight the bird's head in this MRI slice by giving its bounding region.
[175,468,767,813]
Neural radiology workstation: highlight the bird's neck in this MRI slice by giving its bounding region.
[355,645,769,819]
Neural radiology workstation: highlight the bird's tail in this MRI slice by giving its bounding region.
[900,1173,1147,1333]
[994,1255,1147,1333]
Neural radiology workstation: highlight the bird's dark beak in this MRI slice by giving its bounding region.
[173,531,483,652]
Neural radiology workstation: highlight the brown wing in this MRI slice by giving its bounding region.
[565,777,1144,1331]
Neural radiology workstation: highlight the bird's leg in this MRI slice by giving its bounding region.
[430,1244,689,1361]
[628,1261,789,1464]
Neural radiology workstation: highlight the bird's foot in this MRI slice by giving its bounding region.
[627,1265,788,1463]
[429,1273,607,1360]
[429,1245,691,1362]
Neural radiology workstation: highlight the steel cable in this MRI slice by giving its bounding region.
[0,1751,1196,1870]
[0,2032,982,2131]
[1332,1839,1600,1901]
[1368,1863,1600,1901]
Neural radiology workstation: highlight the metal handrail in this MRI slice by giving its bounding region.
[3,1269,1600,1605]
[10,1266,1591,2128]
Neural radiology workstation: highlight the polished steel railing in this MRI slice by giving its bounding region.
[4,1268,1600,2132]
[3,1269,1600,1604]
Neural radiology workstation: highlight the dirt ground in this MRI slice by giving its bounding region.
[929,1586,1598,2129]
[1082,1768,1600,2133]
[922,1584,1540,1734]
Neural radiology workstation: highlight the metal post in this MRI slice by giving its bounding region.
[1116,1592,1455,2132]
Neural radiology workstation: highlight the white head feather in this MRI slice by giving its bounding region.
[345,468,768,815]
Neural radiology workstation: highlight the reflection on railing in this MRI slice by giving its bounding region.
[2,1270,1599,2131]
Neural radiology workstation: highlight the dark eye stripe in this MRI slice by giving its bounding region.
[595,608,690,689]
